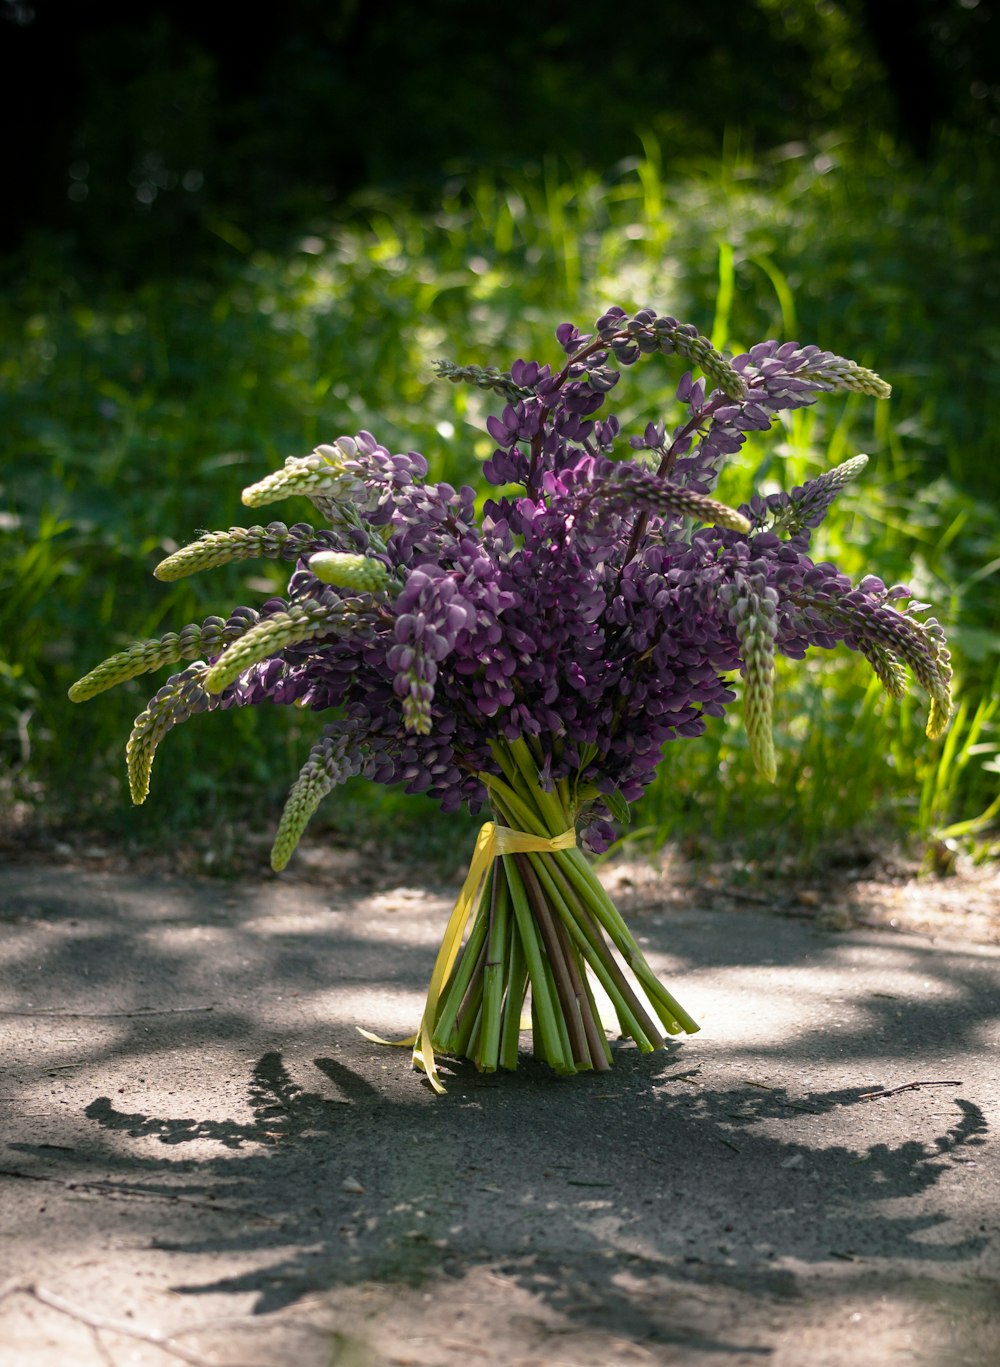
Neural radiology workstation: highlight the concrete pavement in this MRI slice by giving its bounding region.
[1,857,998,1365]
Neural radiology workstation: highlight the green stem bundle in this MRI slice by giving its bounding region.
[426,739,699,1078]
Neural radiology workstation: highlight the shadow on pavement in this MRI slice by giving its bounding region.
[2,862,998,1361]
[7,1046,990,1357]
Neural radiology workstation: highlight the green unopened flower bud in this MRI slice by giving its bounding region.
[927,692,951,741]
[154,523,321,581]
[732,582,778,782]
[864,643,908,699]
[923,625,953,740]
[271,765,333,871]
[69,635,186,702]
[692,497,751,535]
[801,357,891,400]
[649,318,747,400]
[241,448,365,509]
[271,730,361,870]
[605,475,752,534]
[433,360,534,402]
[203,598,353,694]
[205,614,314,694]
[309,551,390,592]
[69,620,228,701]
[828,360,891,399]
[126,663,214,803]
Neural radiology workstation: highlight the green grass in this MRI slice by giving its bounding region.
[2,131,998,863]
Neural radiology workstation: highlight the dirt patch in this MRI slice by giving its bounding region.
[603,840,1000,946]
[5,818,998,948]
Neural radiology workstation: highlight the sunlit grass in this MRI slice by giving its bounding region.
[2,132,997,860]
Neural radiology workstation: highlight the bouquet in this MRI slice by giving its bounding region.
[70,306,952,1092]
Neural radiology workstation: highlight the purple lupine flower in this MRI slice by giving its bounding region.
[73,306,948,862]
[388,567,475,734]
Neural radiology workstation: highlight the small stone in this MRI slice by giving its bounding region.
[341,1176,364,1193]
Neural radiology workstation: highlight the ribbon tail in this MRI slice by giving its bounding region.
[409,822,497,1092]
[359,822,498,1094]
[356,1026,418,1047]
[412,1023,448,1096]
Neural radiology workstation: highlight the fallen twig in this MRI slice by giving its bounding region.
[858,1080,962,1101]
[721,886,782,906]
[0,1005,218,1018]
[0,1167,282,1222]
[0,1280,274,1367]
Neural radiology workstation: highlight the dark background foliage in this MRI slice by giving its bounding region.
[3,0,998,277]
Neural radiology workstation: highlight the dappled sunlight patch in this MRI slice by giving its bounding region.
[367,886,454,919]
[663,970,807,1045]
[262,983,433,1037]
[238,902,446,944]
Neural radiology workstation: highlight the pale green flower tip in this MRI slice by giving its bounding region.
[309,551,389,591]
[153,552,187,581]
[747,723,777,781]
[242,467,327,508]
[68,659,120,702]
[728,511,752,535]
[926,694,952,741]
[241,470,285,507]
[851,365,891,400]
[270,842,292,873]
[127,763,151,806]
[310,550,348,578]
[757,754,778,783]
[402,701,433,735]
[153,545,210,580]
[749,740,777,782]
[203,662,231,695]
[270,816,307,871]
[203,650,241,694]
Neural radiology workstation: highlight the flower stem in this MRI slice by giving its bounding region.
[546,870,612,1070]
[499,908,529,1071]
[476,862,511,1072]
[423,739,699,1081]
[505,853,574,1073]
[559,847,700,1035]
[530,852,663,1050]
[516,853,593,1069]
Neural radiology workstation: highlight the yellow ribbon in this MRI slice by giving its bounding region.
[359,820,577,1093]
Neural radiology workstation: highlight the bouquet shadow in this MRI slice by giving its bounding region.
[10,1049,983,1346]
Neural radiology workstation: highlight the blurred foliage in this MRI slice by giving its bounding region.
[2,133,998,863]
[4,1,998,279]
